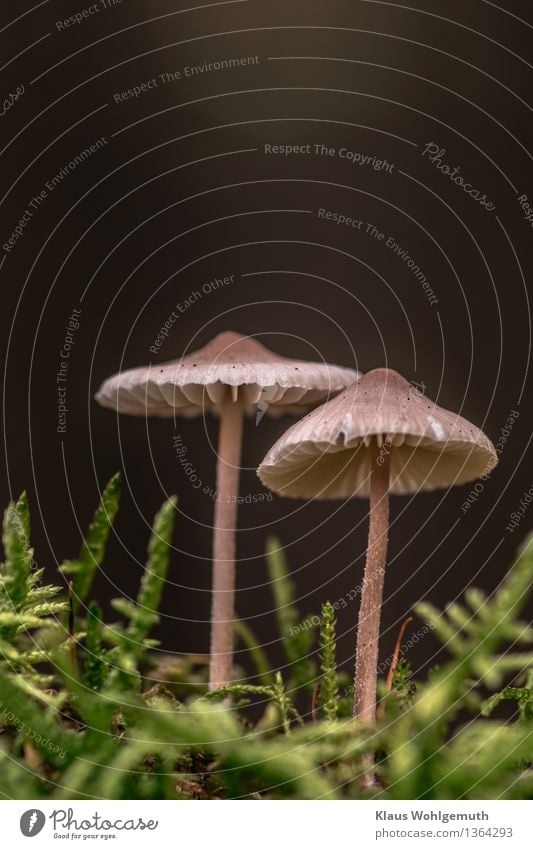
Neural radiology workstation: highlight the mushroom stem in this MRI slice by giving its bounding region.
[209,399,244,690]
[355,437,391,722]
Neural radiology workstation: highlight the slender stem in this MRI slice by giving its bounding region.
[354,439,391,721]
[385,616,413,692]
[209,400,244,690]
[376,615,413,721]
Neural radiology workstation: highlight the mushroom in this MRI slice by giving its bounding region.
[258,367,498,725]
[96,331,359,690]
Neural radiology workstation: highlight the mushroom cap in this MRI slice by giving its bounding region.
[257,368,498,498]
[95,331,360,418]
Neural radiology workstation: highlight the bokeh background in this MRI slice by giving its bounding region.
[1,0,532,687]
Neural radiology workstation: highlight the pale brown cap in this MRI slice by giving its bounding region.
[257,368,498,498]
[95,331,360,418]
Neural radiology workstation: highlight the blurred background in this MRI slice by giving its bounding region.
[1,0,532,686]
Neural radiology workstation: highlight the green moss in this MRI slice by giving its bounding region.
[0,479,532,799]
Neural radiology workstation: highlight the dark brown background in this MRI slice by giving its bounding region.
[1,0,532,686]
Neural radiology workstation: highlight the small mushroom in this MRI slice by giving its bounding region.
[96,331,359,689]
[258,368,498,725]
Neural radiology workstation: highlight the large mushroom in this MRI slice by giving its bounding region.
[258,368,498,727]
[96,331,359,690]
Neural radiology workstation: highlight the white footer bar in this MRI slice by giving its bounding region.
[3,799,531,847]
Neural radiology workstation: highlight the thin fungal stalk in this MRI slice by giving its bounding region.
[209,398,244,690]
[354,438,391,782]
